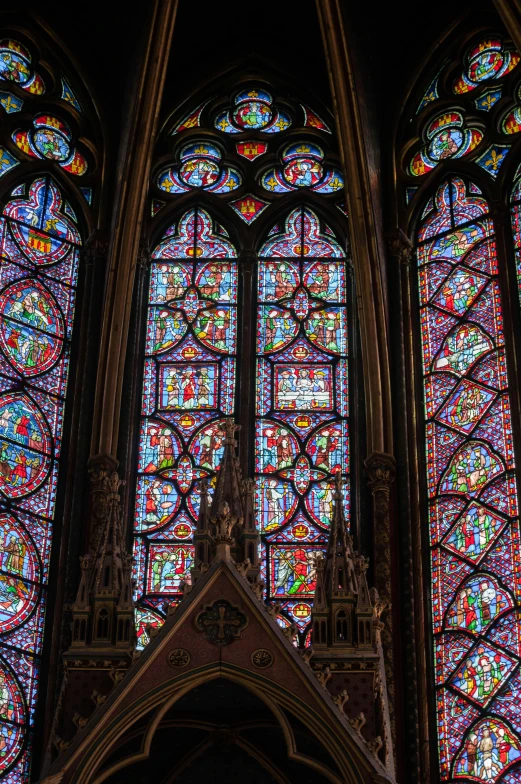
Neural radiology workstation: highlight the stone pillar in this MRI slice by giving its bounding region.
[387,228,430,781]
[365,452,395,742]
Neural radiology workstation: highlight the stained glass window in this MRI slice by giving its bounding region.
[0,29,97,780]
[416,177,521,780]
[256,206,349,635]
[510,167,521,299]
[402,28,521,780]
[135,85,350,644]
[0,176,82,781]
[133,208,238,632]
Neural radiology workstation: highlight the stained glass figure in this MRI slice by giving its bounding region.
[157,141,241,195]
[0,40,44,95]
[13,114,88,176]
[133,207,238,631]
[409,111,483,176]
[214,88,291,134]
[261,142,343,193]
[0,176,82,781]
[256,206,349,630]
[417,177,521,781]
[454,38,520,94]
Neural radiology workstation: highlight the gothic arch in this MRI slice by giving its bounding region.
[65,666,367,784]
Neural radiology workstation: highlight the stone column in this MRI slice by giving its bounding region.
[387,228,431,782]
[365,452,396,742]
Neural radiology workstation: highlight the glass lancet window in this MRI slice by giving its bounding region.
[0,177,81,781]
[134,208,238,644]
[417,178,521,779]
[401,29,521,783]
[0,30,97,781]
[256,206,349,635]
[133,84,351,646]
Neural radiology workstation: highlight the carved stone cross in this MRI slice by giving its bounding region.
[195,599,248,645]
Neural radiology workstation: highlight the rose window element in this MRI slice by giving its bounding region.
[0,39,45,95]
[261,142,343,194]
[409,111,483,176]
[157,141,241,195]
[453,37,520,94]
[214,88,291,134]
[13,114,88,175]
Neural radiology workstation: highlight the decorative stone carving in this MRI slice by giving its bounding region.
[250,580,265,600]
[194,599,248,645]
[72,712,88,731]
[349,712,366,735]
[333,689,349,713]
[367,735,384,757]
[250,649,274,668]
[314,665,331,688]
[386,228,413,267]
[167,649,191,668]
[236,558,251,577]
[299,646,314,665]
[282,621,298,642]
[90,690,107,707]
[82,231,109,268]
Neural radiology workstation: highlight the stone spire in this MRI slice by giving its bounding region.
[67,462,135,655]
[312,471,373,650]
[210,418,244,521]
[309,471,393,772]
[192,418,260,582]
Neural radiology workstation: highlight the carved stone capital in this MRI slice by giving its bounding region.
[82,231,109,267]
[239,249,256,275]
[137,239,151,275]
[386,228,414,267]
[365,452,396,495]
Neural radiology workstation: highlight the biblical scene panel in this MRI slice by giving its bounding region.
[256,206,349,628]
[133,207,238,637]
[418,177,521,780]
